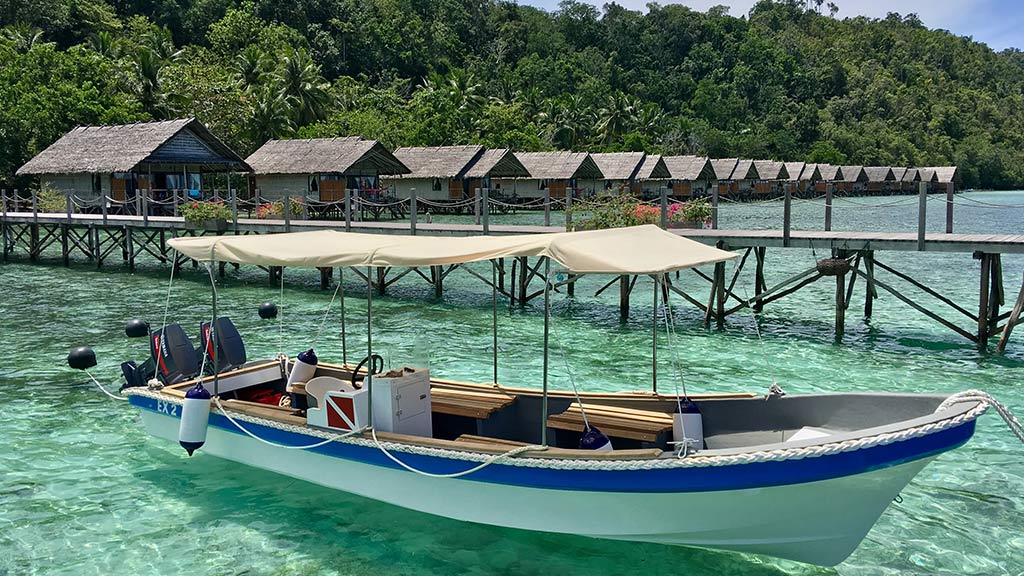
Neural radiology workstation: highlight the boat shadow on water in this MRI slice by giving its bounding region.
[132,449,821,576]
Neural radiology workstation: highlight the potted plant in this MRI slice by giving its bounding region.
[181,200,233,231]
[256,198,304,220]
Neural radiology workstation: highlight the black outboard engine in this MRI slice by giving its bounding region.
[198,317,247,374]
[150,323,199,385]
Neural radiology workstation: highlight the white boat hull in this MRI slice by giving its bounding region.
[140,409,935,565]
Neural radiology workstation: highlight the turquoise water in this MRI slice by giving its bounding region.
[1,192,1023,575]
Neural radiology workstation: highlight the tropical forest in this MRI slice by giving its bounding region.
[2,0,1023,189]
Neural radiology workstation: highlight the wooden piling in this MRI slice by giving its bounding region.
[834,250,848,339]
[319,267,333,290]
[996,272,1024,353]
[377,267,387,296]
[433,265,443,299]
[978,252,991,347]
[783,189,792,247]
[714,261,726,328]
[753,247,766,313]
[824,184,833,231]
[864,251,876,319]
[945,182,954,234]
[619,275,630,321]
[917,182,927,251]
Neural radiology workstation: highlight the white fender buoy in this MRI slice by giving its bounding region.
[286,348,318,391]
[673,400,704,451]
[179,382,212,456]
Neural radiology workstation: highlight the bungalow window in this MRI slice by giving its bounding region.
[309,176,319,194]
[432,178,442,192]
[92,174,102,194]
[538,179,549,190]
[347,176,376,190]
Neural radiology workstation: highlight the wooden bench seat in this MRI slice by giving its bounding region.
[430,387,516,419]
[547,402,674,443]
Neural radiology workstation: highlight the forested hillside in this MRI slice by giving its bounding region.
[2,0,1023,188]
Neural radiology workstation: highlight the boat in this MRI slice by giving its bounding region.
[65,225,1019,566]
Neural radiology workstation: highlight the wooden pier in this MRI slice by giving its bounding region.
[3,208,1023,353]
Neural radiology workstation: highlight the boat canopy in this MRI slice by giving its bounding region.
[166,225,736,274]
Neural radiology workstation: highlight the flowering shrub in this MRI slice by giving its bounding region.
[569,196,711,230]
[180,200,233,226]
[256,199,303,219]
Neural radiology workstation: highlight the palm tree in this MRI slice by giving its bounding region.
[276,48,330,125]
[250,85,294,144]
[134,47,167,115]
[2,24,45,54]
[145,27,182,64]
[634,103,665,136]
[88,31,119,58]
[596,93,638,145]
[233,45,269,92]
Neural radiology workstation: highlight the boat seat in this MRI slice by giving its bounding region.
[547,402,674,443]
[430,387,516,419]
[198,317,246,374]
[304,376,359,410]
[454,434,528,447]
[150,323,199,385]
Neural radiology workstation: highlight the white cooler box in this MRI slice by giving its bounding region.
[305,367,432,438]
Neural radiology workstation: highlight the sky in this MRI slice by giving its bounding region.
[521,0,1023,51]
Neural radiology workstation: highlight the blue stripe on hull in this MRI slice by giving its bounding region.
[130,395,975,493]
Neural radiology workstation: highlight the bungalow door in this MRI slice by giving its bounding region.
[111,175,126,203]
[320,177,345,202]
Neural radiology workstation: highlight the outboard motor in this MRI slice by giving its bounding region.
[151,324,199,385]
[121,319,156,390]
[580,426,613,451]
[178,382,212,456]
[198,317,247,374]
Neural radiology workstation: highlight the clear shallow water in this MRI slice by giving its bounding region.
[1,192,1023,575]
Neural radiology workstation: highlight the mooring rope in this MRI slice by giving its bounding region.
[370,426,547,478]
[160,258,176,331]
[312,280,343,348]
[937,390,1024,444]
[84,370,128,401]
[212,396,362,449]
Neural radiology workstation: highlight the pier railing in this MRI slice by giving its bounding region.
[0,182,1003,241]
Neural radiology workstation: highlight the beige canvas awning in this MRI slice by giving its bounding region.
[167,225,736,274]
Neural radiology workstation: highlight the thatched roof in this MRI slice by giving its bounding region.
[247,137,408,176]
[706,158,737,180]
[753,160,788,180]
[839,166,868,182]
[663,156,714,181]
[799,164,823,181]
[864,166,896,182]
[784,162,806,181]
[514,152,604,180]
[17,118,249,175]
[589,152,645,180]
[392,145,484,179]
[463,148,530,178]
[731,159,759,180]
[813,164,843,181]
[634,154,671,180]
[919,166,958,183]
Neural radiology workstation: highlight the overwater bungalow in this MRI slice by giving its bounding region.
[16,118,250,213]
[919,166,959,194]
[663,156,715,198]
[810,164,844,193]
[708,158,740,198]
[246,137,409,204]
[580,152,670,196]
[385,146,529,201]
[785,162,822,196]
[837,166,869,194]
[863,166,896,194]
[495,151,604,200]
[633,154,673,197]
[726,159,760,198]
[752,161,789,197]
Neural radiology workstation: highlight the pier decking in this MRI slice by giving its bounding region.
[2,210,1023,352]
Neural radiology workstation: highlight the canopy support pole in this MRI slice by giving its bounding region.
[652,273,658,394]
[340,267,347,366]
[366,266,373,428]
[541,257,551,446]
[492,259,499,384]
[207,261,219,396]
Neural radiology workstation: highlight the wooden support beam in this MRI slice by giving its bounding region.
[664,278,708,313]
[864,250,876,319]
[619,275,631,321]
[715,261,726,328]
[854,268,977,342]
[377,266,387,296]
[978,253,991,347]
[518,256,529,306]
[996,272,1024,353]
[872,257,977,322]
[835,261,846,340]
[433,264,443,299]
[319,267,332,290]
[843,253,862,310]
[61,224,69,266]
[753,247,766,313]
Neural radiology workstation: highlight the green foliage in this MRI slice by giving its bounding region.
[180,200,233,225]
[4,0,1024,188]
[569,196,710,231]
[37,185,67,212]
